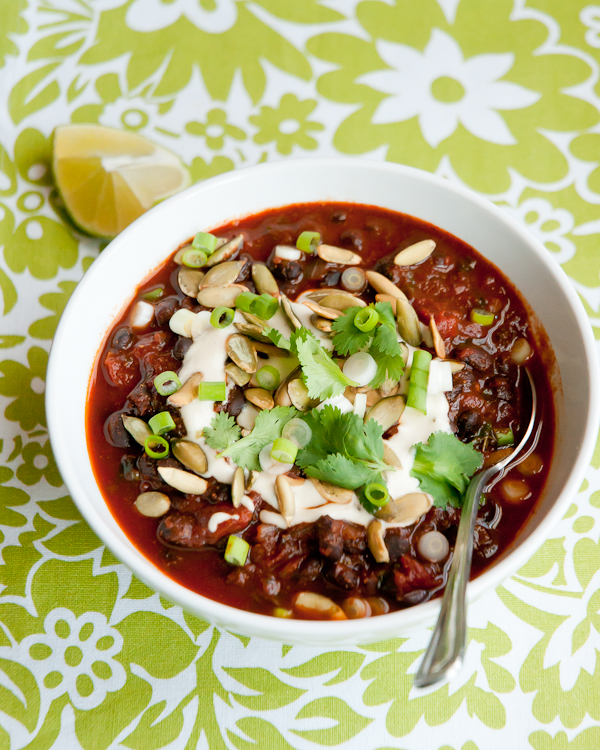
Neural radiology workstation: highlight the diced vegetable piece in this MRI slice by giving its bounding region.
[197,381,227,401]
[271,438,298,464]
[141,287,163,300]
[273,607,293,618]
[224,535,250,566]
[470,308,495,326]
[495,428,514,447]
[296,231,321,253]
[257,365,280,390]
[407,349,432,414]
[154,371,182,396]
[148,411,176,435]
[343,352,377,386]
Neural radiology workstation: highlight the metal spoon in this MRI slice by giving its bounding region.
[414,369,537,688]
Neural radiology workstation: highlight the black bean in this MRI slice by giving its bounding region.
[173,337,192,361]
[104,411,131,448]
[111,327,134,350]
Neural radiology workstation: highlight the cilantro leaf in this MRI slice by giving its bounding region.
[373,301,396,329]
[202,412,241,452]
[291,328,357,400]
[219,406,297,471]
[331,307,373,356]
[411,431,484,509]
[368,322,405,388]
[265,328,291,351]
[296,406,390,497]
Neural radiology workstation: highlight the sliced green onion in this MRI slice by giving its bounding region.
[273,607,293,618]
[197,381,227,401]
[496,428,514,447]
[470,308,495,326]
[154,371,182,396]
[354,307,379,332]
[270,438,298,464]
[235,291,258,313]
[282,418,312,448]
[182,248,207,268]
[211,306,234,329]
[296,231,321,253]
[148,411,176,435]
[141,287,163,301]
[144,435,169,459]
[250,294,279,320]
[192,231,218,254]
[257,365,280,390]
[364,482,389,506]
[341,267,367,292]
[224,535,250,566]
[407,349,432,414]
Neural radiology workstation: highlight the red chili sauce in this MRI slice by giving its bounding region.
[86,202,555,619]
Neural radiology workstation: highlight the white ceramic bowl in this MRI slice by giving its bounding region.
[47,159,600,645]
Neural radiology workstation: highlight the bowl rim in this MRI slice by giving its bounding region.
[47,157,600,642]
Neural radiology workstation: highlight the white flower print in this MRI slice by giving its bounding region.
[20,609,126,710]
[502,197,576,265]
[124,0,238,34]
[581,6,600,48]
[359,29,540,148]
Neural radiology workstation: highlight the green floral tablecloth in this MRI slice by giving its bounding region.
[1,1,600,748]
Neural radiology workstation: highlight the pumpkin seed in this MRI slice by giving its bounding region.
[367,520,389,563]
[168,372,203,406]
[226,334,258,373]
[342,597,371,619]
[225,362,251,386]
[396,298,422,346]
[288,378,319,412]
[378,379,399,398]
[375,492,432,525]
[197,284,246,309]
[285,475,305,487]
[316,244,361,265]
[199,260,245,289]
[122,415,152,446]
[429,316,446,359]
[448,359,465,374]
[205,234,244,267]
[275,475,295,525]
[178,267,204,298]
[234,322,272,343]
[305,289,335,302]
[365,395,405,432]
[302,300,342,320]
[365,270,407,299]
[251,263,279,297]
[241,311,269,329]
[244,387,274,410]
[310,478,353,504]
[252,340,288,356]
[294,592,347,620]
[171,439,208,475]
[280,293,301,330]
[319,293,366,311]
[231,466,245,509]
[173,244,191,264]
[383,443,402,468]
[135,492,171,518]
[394,239,436,266]
[311,315,333,333]
[157,466,208,495]
[374,294,397,314]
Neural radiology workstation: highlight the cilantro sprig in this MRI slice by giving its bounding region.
[410,431,483,509]
[332,301,405,387]
[295,406,391,510]
[202,412,241,452]
[217,406,298,471]
[291,328,357,400]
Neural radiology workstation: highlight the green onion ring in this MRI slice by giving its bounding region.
[250,294,278,320]
[270,438,298,464]
[182,248,207,268]
[224,535,250,566]
[496,428,514,447]
[354,307,379,332]
[144,435,169,459]
[282,418,312,448]
[257,365,280,390]
[470,308,495,326]
[235,291,258,313]
[364,482,389,506]
[148,411,176,435]
[197,381,227,401]
[192,231,218,254]
[141,287,163,301]
[154,371,182,396]
[210,306,234,329]
[296,231,321,253]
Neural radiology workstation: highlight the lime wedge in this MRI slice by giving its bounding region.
[52,124,190,239]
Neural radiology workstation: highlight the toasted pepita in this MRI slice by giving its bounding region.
[448,360,465,374]
[394,239,435,267]
[231,466,245,509]
[280,293,301,330]
[310,478,353,504]
[316,244,361,265]
[174,244,192,264]
[158,466,208,495]
[367,520,389,563]
[288,378,318,412]
[383,443,402,468]
[171,439,208,475]
[168,372,203,406]
[275,475,295,525]
[225,362,251,386]
[244,387,274,411]
[205,234,243,267]
[199,260,245,289]
[197,283,246,309]
[251,263,279,297]
[294,592,347,620]
[135,492,171,518]
[430,316,446,359]
[319,293,366,311]
[178,267,204,298]
[303,300,342,320]
[122,415,152,446]
[396,298,422,347]
[375,492,432,525]
[311,315,333,333]
[226,334,258,373]
[365,395,405,432]
[234,322,272,343]
[366,270,407,299]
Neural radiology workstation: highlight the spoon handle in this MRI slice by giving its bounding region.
[413,467,493,688]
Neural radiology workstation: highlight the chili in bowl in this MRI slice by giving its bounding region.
[46,160,599,645]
